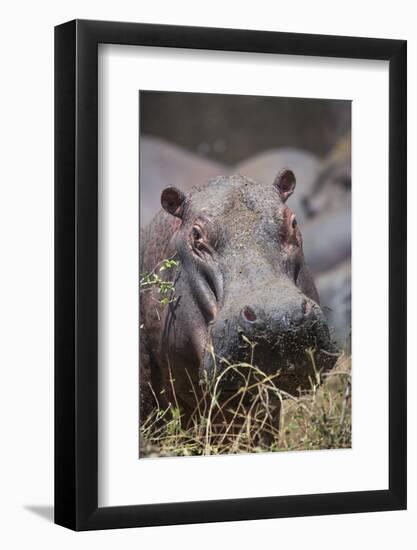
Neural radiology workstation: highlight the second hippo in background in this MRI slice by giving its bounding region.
[302,208,351,275]
[315,259,351,350]
[302,132,351,220]
[299,133,351,349]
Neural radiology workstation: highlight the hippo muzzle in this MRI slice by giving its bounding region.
[202,286,338,396]
[141,169,341,421]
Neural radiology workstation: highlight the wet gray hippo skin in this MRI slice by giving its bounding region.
[140,170,338,420]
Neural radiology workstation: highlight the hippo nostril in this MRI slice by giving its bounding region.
[302,299,312,316]
[242,306,257,323]
[292,300,312,325]
[291,309,304,325]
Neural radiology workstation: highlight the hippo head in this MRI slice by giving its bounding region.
[159,171,338,402]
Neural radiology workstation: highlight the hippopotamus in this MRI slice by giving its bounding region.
[139,170,339,421]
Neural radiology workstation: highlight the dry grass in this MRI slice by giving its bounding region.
[139,349,351,458]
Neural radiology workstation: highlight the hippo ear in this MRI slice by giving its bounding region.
[273,169,296,202]
[161,187,187,218]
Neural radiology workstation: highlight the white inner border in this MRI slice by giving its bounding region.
[98,44,389,507]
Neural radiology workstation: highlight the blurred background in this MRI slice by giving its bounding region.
[140,91,350,164]
[140,91,351,349]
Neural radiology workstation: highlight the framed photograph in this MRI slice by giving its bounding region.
[55,19,406,530]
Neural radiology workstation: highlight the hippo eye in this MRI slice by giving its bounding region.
[292,217,297,230]
[192,227,202,240]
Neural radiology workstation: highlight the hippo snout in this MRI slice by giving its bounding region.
[239,298,313,334]
[206,294,338,396]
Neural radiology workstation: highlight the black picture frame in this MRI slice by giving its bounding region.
[55,19,407,531]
